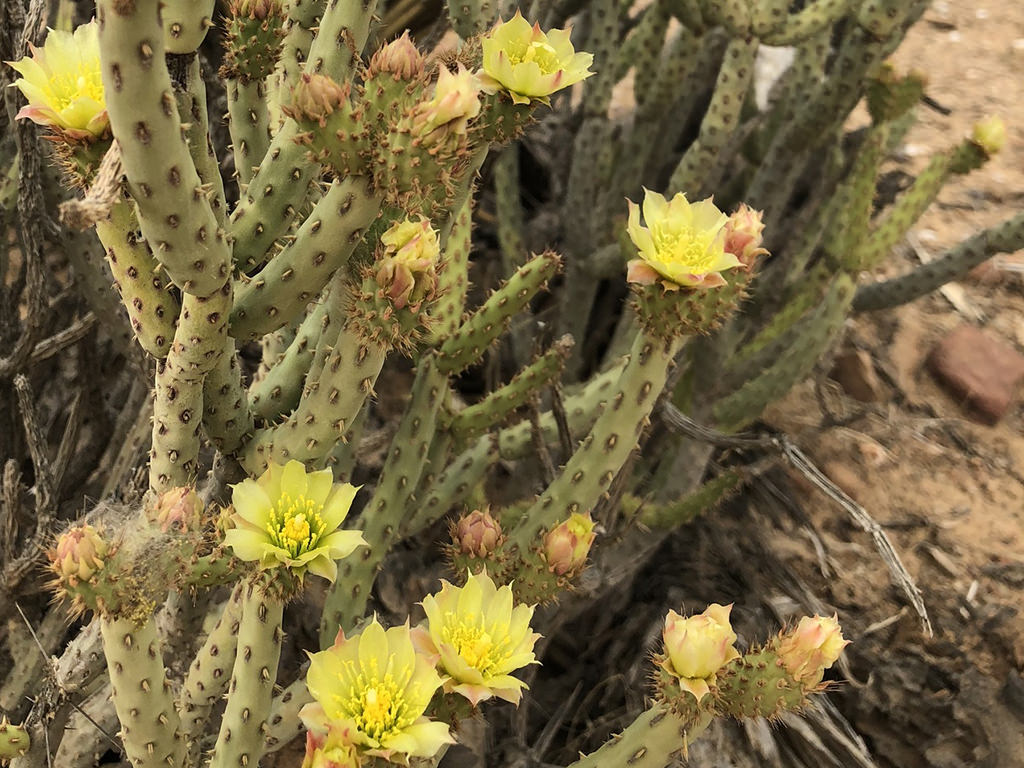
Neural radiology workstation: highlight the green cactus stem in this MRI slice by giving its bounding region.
[100,616,184,768]
[639,470,744,528]
[150,361,203,493]
[320,356,448,643]
[493,148,526,274]
[428,194,474,344]
[230,178,382,342]
[0,719,29,760]
[446,0,496,38]
[854,210,1024,312]
[208,578,284,768]
[95,199,179,359]
[227,80,271,190]
[668,37,758,197]
[243,320,387,471]
[161,0,215,53]
[173,54,227,227]
[761,0,854,46]
[714,273,856,432]
[263,678,312,754]
[448,336,573,443]
[202,341,255,455]
[568,706,712,768]
[249,300,328,422]
[510,326,684,552]
[437,250,561,376]
[179,585,243,764]
[229,0,379,269]
[97,0,230,298]
[277,0,320,95]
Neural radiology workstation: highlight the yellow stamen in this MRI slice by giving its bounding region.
[265,493,327,557]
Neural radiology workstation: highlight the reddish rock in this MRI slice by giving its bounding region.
[830,348,886,402]
[927,325,1024,424]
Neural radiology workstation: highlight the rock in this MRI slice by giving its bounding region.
[830,348,886,402]
[927,325,1024,424]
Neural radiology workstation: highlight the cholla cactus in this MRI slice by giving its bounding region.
[5,2,1009,767]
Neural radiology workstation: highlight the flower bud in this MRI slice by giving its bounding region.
[285,73,350,126]
[51,525,107,584]
[776,615,847,686]
[970,115,1006,156]
[376,216,441,309]
[722,204,768,270]
[230,0,279,20]
[152,487,203,532]
[412,64,482,141]
[543,512,595,575]
[662,603,740,701]
[455,509,502,557]
[301,726,361,768]
[368,31,424,80]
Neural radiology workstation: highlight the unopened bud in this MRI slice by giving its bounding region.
[230,0,278,20]
[777,615,847,686]
[543,512,595,575]
[723,203,768,270]
[152,486,203,532]
[661,603,740,701]
[455,509,502,557]
[51,525,107,584]
[970,115,1006,156]
[368,31,424,80]
[301,726,361,768]
[285,73,350,126]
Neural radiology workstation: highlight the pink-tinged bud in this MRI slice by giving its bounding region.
[284,73,350,126]
[455,509,503,557]
[970,115,1005,156]
[543,512,596,575]
[51,525,107,584]
[301,725,361,768]
[152,487,203,532]
[412,64,482,141]
[661,603,740,701]
[368,31,424,80]
[723,204,768,270]
[777,615,847,686]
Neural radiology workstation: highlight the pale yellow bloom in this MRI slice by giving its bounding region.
[414,571,540,706]
[479,11,594,105]
[661,603,740,702]
[971,115,1005,156]
[303,619,453,761]
[224,460,366,582]
[8,21,108,140]
[413,64,482,138]
[626,189,742,290]
[777,615,847,686]
[377,216,441,309]
[543,512,595,575]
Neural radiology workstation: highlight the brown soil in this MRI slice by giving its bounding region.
[764,2,1024,765]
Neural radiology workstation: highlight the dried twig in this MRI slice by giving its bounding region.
[660,403,933,636]
[26,314,97,366]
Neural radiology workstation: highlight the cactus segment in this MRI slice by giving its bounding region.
[264,678,312,754]
[568,706,711,768]
[161,0,216,53]
[854,210,1024,312]
[100,616,185,768]
[150,361,203,493]
[511,328,683,551]
[437,250,561,376]
[447,0,497,38]
[321,356,448,643]
[55,684,119,767]
[699,0,752,35]
[449,337,573,442]
[493,148,526,275]
[276,0,320,95]
[249,300,328,422]
[96,0,230,297]
[227,79,272,188]
[243,326,387,471]
[222,0,286,85]
[761,0,854,46]
[95,199,179,358]
[668,37,758,197]
[173,54,227,227]
[639,470,743,529]
[428,192,474,344]
[203,341,254,455]
[714,274,856,432]
[230,177,382,341]
[0,718,29,759]
[208,580,284,768]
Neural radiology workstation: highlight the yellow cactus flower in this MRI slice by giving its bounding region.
[413,64,482,139]
[970,115,1005,156]
[8,21,108,140]
[303,618,453,761]
[626,189,743,290]
[661,603,740,702]
[376,216,441,309]
[777,615,847,686]
[479,11,594,105]
[413,571,540,706]
[224,460,366,582]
